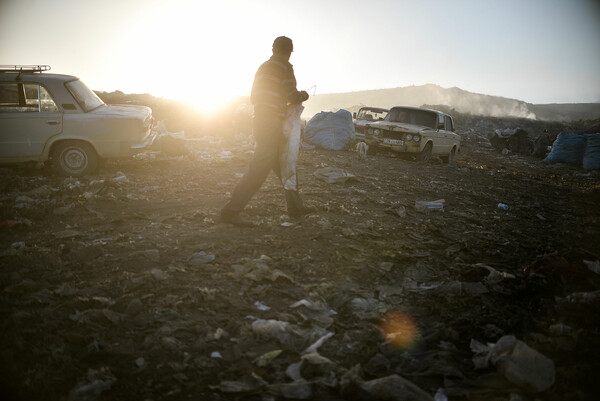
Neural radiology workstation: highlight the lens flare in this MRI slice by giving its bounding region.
[380,310,418,349]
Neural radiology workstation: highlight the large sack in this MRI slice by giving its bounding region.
[304,110,355,150]
[280,105,304,190]
[544,133,586,165]
[583,133,600,170]
[509,128,533,155]
[532,134,550,159]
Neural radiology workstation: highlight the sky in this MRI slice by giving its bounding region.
[1,0,599,112]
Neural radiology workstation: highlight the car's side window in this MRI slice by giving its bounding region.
[0,83,22,112]
[444,116,454,131]
[0,83,59,113]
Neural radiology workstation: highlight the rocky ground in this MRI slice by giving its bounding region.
[1,129,599,401]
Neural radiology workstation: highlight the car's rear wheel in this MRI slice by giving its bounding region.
[52,140,99,177]
[441,146,456,165]
[418,142,433,163]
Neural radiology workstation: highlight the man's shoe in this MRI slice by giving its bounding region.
[219,211,255,227]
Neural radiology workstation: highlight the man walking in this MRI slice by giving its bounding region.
[220,36,310,227]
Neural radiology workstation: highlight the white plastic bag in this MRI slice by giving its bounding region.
[280,105,304,191]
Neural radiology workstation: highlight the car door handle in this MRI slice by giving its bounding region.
[45,120,60,125]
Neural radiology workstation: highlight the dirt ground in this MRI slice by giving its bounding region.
[1,131,599,401]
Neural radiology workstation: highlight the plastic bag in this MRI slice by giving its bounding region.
[280,105,304,191]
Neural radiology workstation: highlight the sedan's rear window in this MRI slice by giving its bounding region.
[65,79,104,112]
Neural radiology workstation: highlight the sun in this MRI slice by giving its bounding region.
[108,0,261,114]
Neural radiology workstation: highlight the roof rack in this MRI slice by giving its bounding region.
[0,65,51,73]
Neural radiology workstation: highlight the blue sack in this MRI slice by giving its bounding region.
[544,133,586,165]
[583,133,600,170]
[304,109,355,150]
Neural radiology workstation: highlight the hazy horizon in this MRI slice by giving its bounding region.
[2,0,600,112]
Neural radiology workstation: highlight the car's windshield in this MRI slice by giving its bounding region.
[386,108,437,129]
[357,108,388,121]
[65,79,104,112]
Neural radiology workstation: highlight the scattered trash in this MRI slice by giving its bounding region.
[111,173,128,184]
[254,301,271,311]
[303,332,335,354]
[522,254,588,288]
[583,260,600,275]
[477,263,516,284]
[10,241,26,251]
[188,251,215,265]
[0,219,22,228]
[346,372,435,401]
[313,167,356,184]
[300,352,336,378]
[471,335,555,393]
[291,299,337,328]
[218,375,265,393]
[151,132,189,156]
[253,350,283,367]
[68,367,116,401]
[497,203,509,211]
[434,387,448,401]
[415,199,445,212]
[1,113,597,400]
[251,319,294,344]
[278,378,312,399]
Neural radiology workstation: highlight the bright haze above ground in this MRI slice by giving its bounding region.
[1,0,599,113]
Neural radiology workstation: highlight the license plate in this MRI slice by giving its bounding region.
[383,138,404,146]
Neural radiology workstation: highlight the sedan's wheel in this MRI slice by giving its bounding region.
[52,141,99,177]
[418,142,433,163]
[441,146,456,165]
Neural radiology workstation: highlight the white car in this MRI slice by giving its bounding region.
[364,106,460,163]
[353,106,388,140]
[0,65,156,176]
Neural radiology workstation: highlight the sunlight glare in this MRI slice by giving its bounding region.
[109,0,264,113]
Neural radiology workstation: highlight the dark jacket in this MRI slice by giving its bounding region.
[251,54,305,120]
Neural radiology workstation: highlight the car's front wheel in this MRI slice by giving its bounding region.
[52,140,99,177]
[441,146,456,165]
[418,142,433,163]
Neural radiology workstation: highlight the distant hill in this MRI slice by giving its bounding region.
[302,84,600,122]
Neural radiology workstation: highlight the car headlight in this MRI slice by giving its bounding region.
[406,134,413,141]
[374,129,381,136]
[413,135,421,142]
